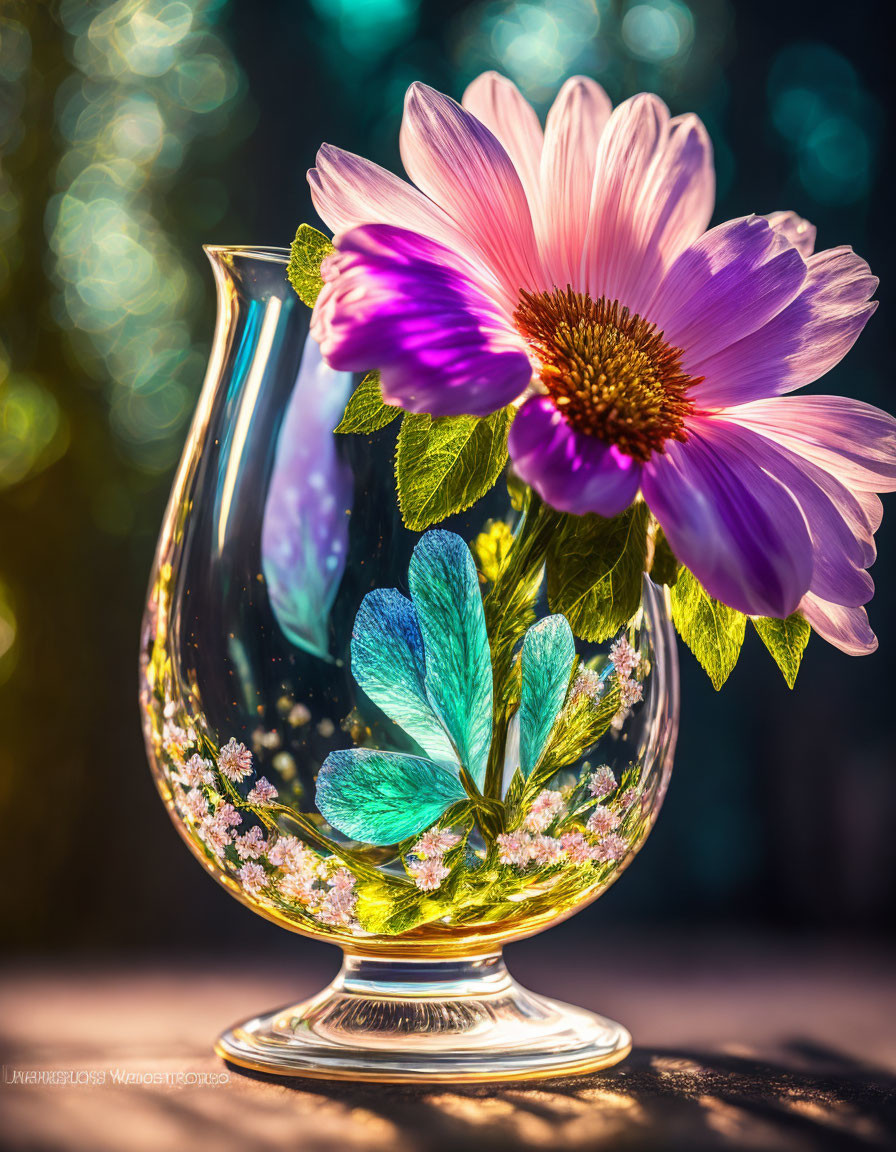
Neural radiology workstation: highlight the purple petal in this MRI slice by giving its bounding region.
[648,215,807,370]
[800,593,878,656]
[689,246,878,408]
[508,395,642,518]
[705,418,874,607]
[763,211,817,257]
[311,224,531,418]
[641,417,813,617]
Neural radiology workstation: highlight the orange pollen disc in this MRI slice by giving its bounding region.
[514,288,700,463]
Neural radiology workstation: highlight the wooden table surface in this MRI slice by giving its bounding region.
[2,935,894,1151]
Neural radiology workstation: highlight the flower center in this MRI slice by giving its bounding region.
[514,288,699,462]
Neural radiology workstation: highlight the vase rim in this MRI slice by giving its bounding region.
[203,244,289,264]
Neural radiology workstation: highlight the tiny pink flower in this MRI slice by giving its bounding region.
[610,637,638,678]
[410,857,450,891]
[588,765,617,799]
[497,832,530,867]
[587,805,620,836]
[528,835,564,865]
[237,861,268,894]
[267,835,300,867]
[198,816,230,857]
[571,668,604,703]
[182,788,209,821]
[317,886,357,927]
[524,789,566,831]
[279,871,318,905]
[214,801,242,828]
[235,825,268,860]
[217,738,253,782]
[619,677,644,708]
[247,776,278,806]
[620,787,639,810]
[328,867,356,892]
[595,833,628,863]
[181,753,215,787]
[412,830,462,858]
[561,831,598,864]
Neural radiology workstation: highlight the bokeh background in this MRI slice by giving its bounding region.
[1,0,893,959]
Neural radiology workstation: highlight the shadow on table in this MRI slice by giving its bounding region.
[224,1041,896,1151]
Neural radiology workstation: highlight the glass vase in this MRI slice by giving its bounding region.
[139,246,679,1081]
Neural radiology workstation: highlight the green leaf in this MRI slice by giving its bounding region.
[395,407,514,532]
[670,568,746,690]
[287,223,333,307]
[752,613,811,689]
[546,503,649,643]
[650,526,680,588]
[335,371,400,434]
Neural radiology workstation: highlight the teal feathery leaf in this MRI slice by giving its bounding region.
[316,749,466,845]
[351,588,458,766]
[408,530,493,789]
[518,614,576,777]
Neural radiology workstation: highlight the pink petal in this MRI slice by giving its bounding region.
[799,593,878,656]
[461,71,543,210]
[583,95,714,313]
[723,395,896,494]
[689,245,877,408]
[538,76,611,289]
[309,144,467,255]
[649,215,807,370]
[400,82,542,304]
[508,396,642,518]
[641,416,813,618]
[763,211,817,257]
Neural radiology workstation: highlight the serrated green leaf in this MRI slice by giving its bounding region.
[536,675,621,781]
[287,223,334,307]
[546,503,649,643]
[395,407,514,532]
[670,568,746,690]
[334,371,400,434]
[650,526,680,588]
[752,613,810,689]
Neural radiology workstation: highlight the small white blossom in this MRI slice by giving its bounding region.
[587,805,620,836]
[214,802,242,828]
[527,835,564,865]
[317,886,357,927]
[328,867,356,892]
[180,753,215,787]
[235,826,268,860]
[524,790,566,832]
[571,668,604,703]
[247,776,278,806]
[198,816,231,857]
[561,832,598,864]
[237,861,268,894]
[280,870,318,905]
[217,738,253,782]
[594,832,628,863]
[496,832,530,867]
[410,857,450,891]
[610,637,638,678]
[182,788,210,821]
[619,678,644,708]
[588,765,617,800]
[412,830,461,858]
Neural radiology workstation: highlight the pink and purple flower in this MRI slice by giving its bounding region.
[308,73,896,654]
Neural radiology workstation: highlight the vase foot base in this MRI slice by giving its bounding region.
[215,952,631,1083]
